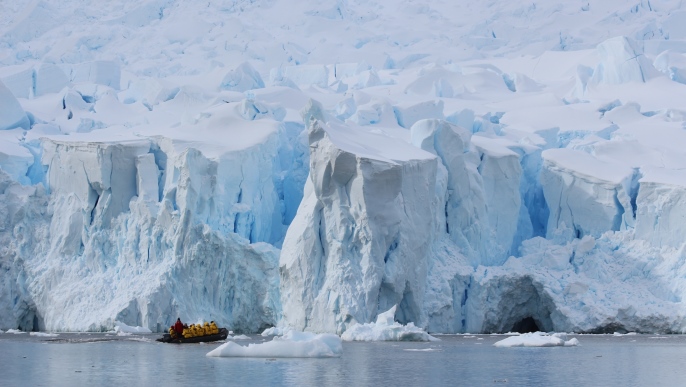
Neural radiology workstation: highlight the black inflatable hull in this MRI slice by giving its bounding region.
[156,328,229,344]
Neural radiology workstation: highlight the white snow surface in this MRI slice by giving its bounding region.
[0,0,686,335]
[206,330,342,358]
[493,332,580,348]
[341,305,438,342]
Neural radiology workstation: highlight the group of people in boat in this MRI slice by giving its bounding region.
[169,318,219,339]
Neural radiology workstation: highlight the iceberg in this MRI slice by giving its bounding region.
[493,332,580,348]
[341,305,439,342]
[114,321,152,334]
[206,330,342,358]
[29,331,59,337]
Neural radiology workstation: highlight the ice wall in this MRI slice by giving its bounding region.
[541,149,636,242]
[0,106,307,331]
[280,118,436,333]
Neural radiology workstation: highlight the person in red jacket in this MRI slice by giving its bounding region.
[174,318,184,337]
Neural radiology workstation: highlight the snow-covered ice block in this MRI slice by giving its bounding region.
[493,332,579,347]
[270,65,329,88]
[220,62,265,92]
[35,63,70,96]
[653,50,686,84]
[341,305,439,341]
[120,78,179,106]
[634,167,686,249]
[0,81,30,131]
[590,36,660,85]
[0,64,34,99]
[206,330,342,358]
[541,148,636,241]
[332,62,371,80]
[71,61,121,90]
[393,100,444,128]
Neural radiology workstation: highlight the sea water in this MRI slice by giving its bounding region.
[1,333,685,386]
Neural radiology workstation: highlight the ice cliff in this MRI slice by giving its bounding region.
[1,0,686,334]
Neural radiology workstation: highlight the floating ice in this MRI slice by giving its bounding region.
[261,327,287,336]
[30,332,59,337]
[206,330,342,358]
[114,321,152,334]
[341,306,439,342]
[229,334,251,340]
[6,329,26,334]
[493,332,580,348]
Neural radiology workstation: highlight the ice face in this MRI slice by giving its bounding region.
[0,81,30,131]
[280,118,436,333]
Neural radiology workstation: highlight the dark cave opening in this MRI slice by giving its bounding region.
[512,317,540,333]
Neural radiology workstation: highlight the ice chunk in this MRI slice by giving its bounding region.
[590,36,660,85]
[260,327,287,336]
[114,321,152,334]
[206,330,342,358]
[229,334,251,340]
[35,63,70,96]
[393,100,444,128]
[341,305,439,341]
[541,148,635,241]
[270,65,329,88]
[493,332,580,347]
[0,81,30,131]
[220,62,265,92]
[653,50,686,84]
[29,332,59,337]
[6,329,26,334]
[71,61,121,90]
[634,167,686,249]
[0,64,34,98]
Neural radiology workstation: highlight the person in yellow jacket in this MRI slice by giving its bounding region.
[193,324,203,337]
[210,321,219,335]
[168,326,177,339]
[184,325,194,338]
[203,322,211,336]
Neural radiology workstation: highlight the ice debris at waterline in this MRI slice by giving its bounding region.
[113,321,152,334]
[206,331,342,358]
[29,332,59,337]
[261,327,287,336]
[493,332,580,348]
[341,306,438,342]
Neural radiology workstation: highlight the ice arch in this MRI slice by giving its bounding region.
[479,276,555,333]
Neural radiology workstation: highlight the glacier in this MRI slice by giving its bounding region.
[1,0,686,335]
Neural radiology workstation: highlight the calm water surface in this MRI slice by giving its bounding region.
[1,333,685,386]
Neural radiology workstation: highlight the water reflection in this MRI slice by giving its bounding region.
[1,334,686,386]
